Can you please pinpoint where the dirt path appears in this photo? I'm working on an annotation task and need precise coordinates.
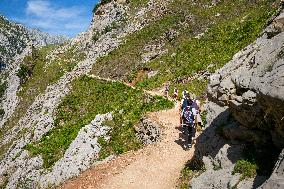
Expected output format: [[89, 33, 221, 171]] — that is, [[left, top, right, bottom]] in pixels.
[[59, 103, 196, 189]]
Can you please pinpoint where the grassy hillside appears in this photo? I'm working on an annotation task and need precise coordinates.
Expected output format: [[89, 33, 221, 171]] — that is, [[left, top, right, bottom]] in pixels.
[[91, 0, 279, 96], [25, 76, 173, 168]]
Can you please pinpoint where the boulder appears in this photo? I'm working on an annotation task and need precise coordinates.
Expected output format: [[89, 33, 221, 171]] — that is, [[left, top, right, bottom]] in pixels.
[[134, 117, 161, 145]]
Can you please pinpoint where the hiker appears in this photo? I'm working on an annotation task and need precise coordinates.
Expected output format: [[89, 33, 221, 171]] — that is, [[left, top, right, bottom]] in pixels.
[[180, 91, 189, 124], [190, 93, 204, 127], [180, 97, 197, 149], [182, 90, 188, 99], [173, 88, 178, 101], [164, 82, 170, 98]]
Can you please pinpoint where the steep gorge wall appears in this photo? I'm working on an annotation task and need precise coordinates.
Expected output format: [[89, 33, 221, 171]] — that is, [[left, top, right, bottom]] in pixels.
[[190, 7, 284, 189], [0, 16, 68, 128], [0, 1, 174, 188]]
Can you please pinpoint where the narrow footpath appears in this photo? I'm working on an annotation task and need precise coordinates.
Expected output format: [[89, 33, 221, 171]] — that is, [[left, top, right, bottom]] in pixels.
[[59, 100, 196, 189]]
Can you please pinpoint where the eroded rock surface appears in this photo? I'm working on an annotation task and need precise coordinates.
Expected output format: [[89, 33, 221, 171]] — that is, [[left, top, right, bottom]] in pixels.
[[191, 8, 284, 189]]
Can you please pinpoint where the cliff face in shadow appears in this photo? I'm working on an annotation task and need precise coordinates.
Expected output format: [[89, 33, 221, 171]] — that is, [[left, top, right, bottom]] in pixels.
[[190, 7, 284, 189]]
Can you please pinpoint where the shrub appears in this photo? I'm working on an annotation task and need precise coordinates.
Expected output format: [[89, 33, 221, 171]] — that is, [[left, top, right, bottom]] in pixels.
[[16, 47, 39, 84], [233, 160, 258, 180], [17, 64, 33, 84], [232, 144, 280, 181], [178, 159, 205, 188], [92, 31, 100, 42], [92, 4, 101, 13], [0, 82, 7, 99]]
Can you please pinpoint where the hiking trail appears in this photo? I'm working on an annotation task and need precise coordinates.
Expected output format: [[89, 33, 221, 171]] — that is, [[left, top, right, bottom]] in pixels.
[[59, 101, 197, 189]]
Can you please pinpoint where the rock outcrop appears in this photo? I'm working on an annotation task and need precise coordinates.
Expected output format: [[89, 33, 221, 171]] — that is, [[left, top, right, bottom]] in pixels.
[[135, 117, 161, 145], [207, 8, 284, 149], [0, 15, 68, 72], [190, 7, 284, 189]]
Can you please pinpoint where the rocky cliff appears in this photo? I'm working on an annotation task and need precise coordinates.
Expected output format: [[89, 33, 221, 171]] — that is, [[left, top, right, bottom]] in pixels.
[[0, 0, 283, 188], [190, 6, 284, 189], [0, 15, 68, 129], [0, 15, 68, 72]]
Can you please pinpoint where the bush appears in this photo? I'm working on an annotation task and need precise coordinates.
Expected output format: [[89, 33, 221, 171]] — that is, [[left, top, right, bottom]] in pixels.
[[92, 4, 101, 13], [92, 31, 100, 42], [0, 82, 7, 99], [17, 64, 33, 84], [233, 160, 258, 180], [16, 47, 39, 84], [178, 159, 205, 188]]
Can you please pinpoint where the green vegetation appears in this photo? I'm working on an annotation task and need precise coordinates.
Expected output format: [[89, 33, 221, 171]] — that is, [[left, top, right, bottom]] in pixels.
[[178, 159, 205, 188], [0, 109, 4, 117], [92, 0, 149, 14], [92, 31, 100, 42], [25, 76, 173, 168], [0, 81, 7, 99], [0, 172, 9, 189], [0, 78, 7, 118], [17, 46, 39, 84], [92, 21, 120, 42], [129, 0, 149, 9], [233, 159, 258, 180], [233, 144, 280, 180], [92, 0, 279, 95], [0, 45, 86, 160]]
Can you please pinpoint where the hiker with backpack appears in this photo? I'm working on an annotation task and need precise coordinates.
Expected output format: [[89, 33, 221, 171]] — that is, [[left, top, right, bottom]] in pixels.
[[173, 88, 178, 101], [164, 82, 170, 98], [180, 93, 197, 149], [190, 93, 204, 127]]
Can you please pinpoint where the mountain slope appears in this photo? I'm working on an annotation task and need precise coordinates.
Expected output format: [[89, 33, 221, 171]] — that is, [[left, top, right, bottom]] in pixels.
[[0, 15, 68, 130], [0, 1, 175, 188], [0, 0, 283, 189]]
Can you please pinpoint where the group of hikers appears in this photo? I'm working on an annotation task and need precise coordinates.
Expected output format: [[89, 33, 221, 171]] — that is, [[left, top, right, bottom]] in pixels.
[[164, 82, 203, 149]]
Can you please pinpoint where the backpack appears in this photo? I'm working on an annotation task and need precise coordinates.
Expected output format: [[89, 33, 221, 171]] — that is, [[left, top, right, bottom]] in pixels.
[[192, 100, 199, 111], [182, 106, 194, 125], [181, 98, 189, 110]]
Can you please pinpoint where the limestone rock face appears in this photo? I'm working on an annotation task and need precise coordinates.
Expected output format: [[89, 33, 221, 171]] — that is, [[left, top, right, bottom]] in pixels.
[[191, 8, 284, 189], [207, 9, 284, 149], [0, 15, 68, 130], [2, 113, 112, 189]]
